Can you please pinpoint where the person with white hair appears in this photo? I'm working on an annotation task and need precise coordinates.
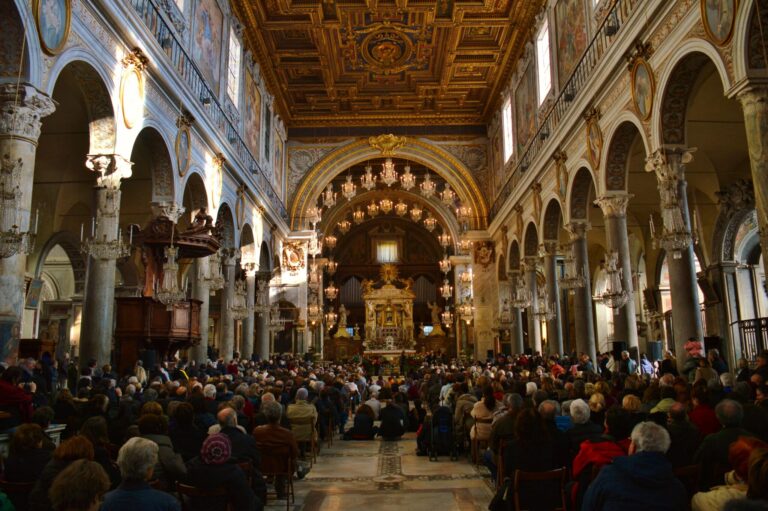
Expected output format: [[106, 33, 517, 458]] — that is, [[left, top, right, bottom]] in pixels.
[[286, 387, 318, 458], [101, 437, 180, 510], [566, 398, 603, 458], [582, 422, 687, 510]]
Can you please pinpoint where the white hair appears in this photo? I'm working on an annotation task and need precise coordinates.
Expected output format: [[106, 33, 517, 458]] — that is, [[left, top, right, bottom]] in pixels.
[[570, 399, 590, 425], [203, 384, 217, 399], [631, 421, 671, 454], [525, 382, 537, 396], [118, 437, 159, 481]]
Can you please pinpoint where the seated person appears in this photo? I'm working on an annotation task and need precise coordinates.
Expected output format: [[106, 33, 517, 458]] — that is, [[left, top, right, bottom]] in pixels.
[[252, 401, 302, 498], [49, 459, 111, 511], [3, 423, 51, 482], [377, 388, 406, 440], [285, 388, 318, 457], [343, 404, 378, 440]]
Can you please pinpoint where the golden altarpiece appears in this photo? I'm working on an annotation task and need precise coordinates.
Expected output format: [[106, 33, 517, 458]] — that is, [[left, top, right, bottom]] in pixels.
[[361, 264, 416, 354]]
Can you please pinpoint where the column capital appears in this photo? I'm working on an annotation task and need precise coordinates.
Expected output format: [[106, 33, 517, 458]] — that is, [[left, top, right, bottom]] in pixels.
[[645, 147, 696, 181], [594, 193, 633, 218], [735, 84, 768, 108], [0, 83, 56, 143], [523, 255, 539, 269], [85, 154, 133, 189], [151, 201, 185, 222], [566, 220, 591, 240], [541, 240, 558, 255]]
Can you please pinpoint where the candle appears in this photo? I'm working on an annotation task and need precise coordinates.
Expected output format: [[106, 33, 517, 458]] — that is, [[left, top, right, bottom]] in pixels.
[[80, 223, 84, 242], [692, 208, 699, 233], [129, 225, 133, 246], [91, 218, 95, 237], [34, 209, 38, 233], [649, 215, 655, 238]]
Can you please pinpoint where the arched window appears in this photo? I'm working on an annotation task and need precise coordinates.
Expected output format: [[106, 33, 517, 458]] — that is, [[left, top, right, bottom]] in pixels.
[[536, 19, 552, 104], [502, 98, 514, 162]]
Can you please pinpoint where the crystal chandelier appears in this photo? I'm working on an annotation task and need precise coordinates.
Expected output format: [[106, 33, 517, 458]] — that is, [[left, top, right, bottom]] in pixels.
[[155, 244, 187, 309], [410, 204, 423, 222], [324, 234, 337, 250], [511, 275, 532, 309], [423, 214, 437, 232], [533, 287, 556, 321], [601, 251, 628, 314], [342, 174, 357, 201], [394, 200, 408, 216], [205, 251, 226, 294], [306, 206, 322, 226], [380, 158, 398, 187], [308, 300, 322, 325], [440, 278, 453, 299], [439, 254, 452, 274], [420, 173, 436, 198], [80, 220, 131, 260], [559, 245, 586, 295], [361, 163, 376, 190], [459, 267, 473, 286], [269, 304, 286, 332], [338, 219, 351, 234], [322, 183, 336, 209], [326, 258, 338, 275], [457, 205, 472, 232], [367, 200, 380, 217], [438, 232, 451, 248], [379, 198, 393, 214], [400, 164, 415, 190], [308, 231, 322, 256], [649, 212, 691, 260], [498, 299, 512, 326], [325, 309, 337, 329], [441, 307, 454, 327], [457, 238, 473, 254], [457, 299, 474, 324], [0, 155, 36, 258], [353, 207, 365, 224], [441, 183, 456, 206], [230, 279, 249, 320], [324, 280, 338, 300]]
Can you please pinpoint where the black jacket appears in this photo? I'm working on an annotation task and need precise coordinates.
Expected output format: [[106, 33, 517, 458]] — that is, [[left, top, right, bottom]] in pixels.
[[220, 426, 261, 467], [184, 458, 262, 511]]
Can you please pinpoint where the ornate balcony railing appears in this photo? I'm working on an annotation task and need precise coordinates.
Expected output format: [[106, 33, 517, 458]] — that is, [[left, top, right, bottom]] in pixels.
[[730, 317, 768, 362], [129, 0, 288, 221], [490, 0, 641, 221]]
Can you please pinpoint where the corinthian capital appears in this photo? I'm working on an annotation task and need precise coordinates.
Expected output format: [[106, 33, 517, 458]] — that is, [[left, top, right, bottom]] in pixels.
[[85, 154, 134, 190], [566, 220, 591, 241], [737, 85, 768, 109], [0, 83, 56, 142], [594, 193, 633, 218]]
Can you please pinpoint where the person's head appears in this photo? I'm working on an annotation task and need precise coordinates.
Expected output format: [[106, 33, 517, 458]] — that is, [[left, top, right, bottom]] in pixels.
[[80, 416, 109, 446], [295, 387, 309, 402], [629, 421, 671, 454], [217, 407, 238, 429], [570, 399, 590, 425], [622, 394, 642, 412], [588, 392, 605, 413], [53, 436, 95, 462], [756, 350, 768, 368], [201, 433, 231, 466], [175, 402, 194, 427], [715, 399, 743, 428], [621, 350, 629, 360], [31, 406, 54, 429], [139, 401, 163, 417], [538, 400, 560, 421], [1, 366, 23, 385], [605, 408, 633, 440], [203, 383, 217, 399], [137, 413, 167, 435], [503, 393, 523, 413], [9, 423, 45, 455], [745, 447, 768, 499], [668, 402, 688, 423], [729, 437, 768, 482], [117, 437, 158, 482], [49, 459, 110, 511], [482, 385, 496, 410], [262, 400, 282, 424]]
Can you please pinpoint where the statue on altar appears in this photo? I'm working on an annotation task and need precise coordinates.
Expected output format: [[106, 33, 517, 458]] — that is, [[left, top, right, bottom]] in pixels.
[[333, 304, 350, 338], [361, 264, 416, 352], [427, 301, 446, 336]]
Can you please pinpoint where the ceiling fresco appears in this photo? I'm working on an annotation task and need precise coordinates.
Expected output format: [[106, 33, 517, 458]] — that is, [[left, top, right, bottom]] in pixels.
[[233, 0, 545, 128]]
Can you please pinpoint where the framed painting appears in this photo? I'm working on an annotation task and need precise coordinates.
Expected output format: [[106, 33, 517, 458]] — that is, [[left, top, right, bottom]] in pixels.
[[175, 125, 191, 177], [192, 0, 223, 92], [25, 279, 44, 309], [514, 62, 538, 154], [273, 134, 283, 200], [555, 0, 588, 90], [244, 69, 262, 158], [630, 58, 655, 121], [701, 0, 737, 46], [120, 66, 144, 129], [35, 0, 71, 55], [585, 116, 603, 171]]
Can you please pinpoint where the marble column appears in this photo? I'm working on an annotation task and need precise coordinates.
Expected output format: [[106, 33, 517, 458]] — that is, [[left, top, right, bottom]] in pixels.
[[738, 86, 768, 259], [646, 149, 703, 371], [566, 221, 597, 363], [0, 84, 55, 363], [524, 256, 542, 354], [241, 269, 256, 361], [79, 155, 133, 367], [595, 193, 638, 354], [509, 270, 526, 355], [219, 254, 236, 361], [190, 256, 210, 364], [256, 277, 270, 360], [542, 241, 564, 355]]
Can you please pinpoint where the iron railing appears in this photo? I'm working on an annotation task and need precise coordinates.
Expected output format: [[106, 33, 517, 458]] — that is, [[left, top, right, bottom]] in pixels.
[[490, 0, 641, 221], [129, 0, 288, 221], [730, 317, 768, 361]]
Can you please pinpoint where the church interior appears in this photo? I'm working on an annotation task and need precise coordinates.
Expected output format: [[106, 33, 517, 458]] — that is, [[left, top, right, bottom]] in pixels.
[[1, 0, 768, 508]]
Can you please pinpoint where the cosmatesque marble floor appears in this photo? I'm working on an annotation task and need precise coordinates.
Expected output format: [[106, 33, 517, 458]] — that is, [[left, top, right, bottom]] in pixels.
[[264, 431, 494, 510]]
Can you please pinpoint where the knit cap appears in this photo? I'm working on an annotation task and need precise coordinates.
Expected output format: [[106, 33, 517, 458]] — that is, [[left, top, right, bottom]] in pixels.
[[201, 433, 231, 465]]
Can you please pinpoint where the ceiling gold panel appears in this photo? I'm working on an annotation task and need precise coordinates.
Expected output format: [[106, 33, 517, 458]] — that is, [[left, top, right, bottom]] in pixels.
[[233, 0, 545, 128]]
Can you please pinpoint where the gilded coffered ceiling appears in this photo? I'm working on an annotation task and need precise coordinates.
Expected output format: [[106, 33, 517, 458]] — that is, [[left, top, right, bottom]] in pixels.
[[233, 0, 545, 128]]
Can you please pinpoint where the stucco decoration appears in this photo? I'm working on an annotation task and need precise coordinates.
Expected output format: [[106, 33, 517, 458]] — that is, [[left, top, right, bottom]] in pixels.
[[287, 146, 336, 203], [713, 179, 756, 262]]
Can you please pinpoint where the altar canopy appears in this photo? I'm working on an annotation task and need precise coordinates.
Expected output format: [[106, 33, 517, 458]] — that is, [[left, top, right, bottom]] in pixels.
[[362, 264, 416, 351]]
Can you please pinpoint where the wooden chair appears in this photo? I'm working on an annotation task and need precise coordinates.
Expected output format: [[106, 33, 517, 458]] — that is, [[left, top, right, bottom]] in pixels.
[[674, 464, 702, 502], [237, 460, 254, 486], [495, 438, 507, 490], [176, 483, 232, 511], [513, 467, 567, 511], [471, 417, 493, 465], [0, 479, 37, 511], [289, 416, 318, 466], [259, 444, 295, 511]]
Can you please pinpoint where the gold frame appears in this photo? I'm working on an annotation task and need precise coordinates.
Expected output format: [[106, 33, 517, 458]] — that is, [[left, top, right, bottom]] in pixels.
[[34, 0, 71, 56], [630, 58, 655, 122], [585, 118, 603, 171], [119, 67, 144, 129], [175, 125, 191, 177], [700, 0, 738, 46]]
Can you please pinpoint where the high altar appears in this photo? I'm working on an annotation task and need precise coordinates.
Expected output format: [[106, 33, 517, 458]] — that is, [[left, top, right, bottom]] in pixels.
[[362, 264, 416, 354]]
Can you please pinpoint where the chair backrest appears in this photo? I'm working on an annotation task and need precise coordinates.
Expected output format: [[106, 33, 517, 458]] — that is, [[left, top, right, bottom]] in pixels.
[[289, 416, 316, 427], [258, 444, 294, 477], [513, 468, 567, 511], [237, 460, 253, 484], [177, 483, 231, 511]]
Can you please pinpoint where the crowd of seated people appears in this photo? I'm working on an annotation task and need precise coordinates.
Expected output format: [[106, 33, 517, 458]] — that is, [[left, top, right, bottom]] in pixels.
[[0, 345, 765, 510]]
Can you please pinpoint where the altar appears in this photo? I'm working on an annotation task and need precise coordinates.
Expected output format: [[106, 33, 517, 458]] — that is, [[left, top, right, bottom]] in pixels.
[[362, 264, 416, 353]]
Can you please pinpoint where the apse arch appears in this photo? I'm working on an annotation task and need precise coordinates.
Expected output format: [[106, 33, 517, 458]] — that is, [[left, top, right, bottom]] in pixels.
[[652, 43, 731, 149], [290, 138, 488, 230], [46, 52, 116, 154], [602, 117, 649, 193]]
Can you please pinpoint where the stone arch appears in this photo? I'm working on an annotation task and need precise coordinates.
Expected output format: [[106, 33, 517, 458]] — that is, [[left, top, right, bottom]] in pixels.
[[497, 253, 508, 281], [216, 202, 237, 249], [259, 241, 272, 272], [1, 0, 42, 84], [523, 222, 539, 257], [603, 118, 648, 192], [733, 0, 767, 80], [130, 126, 175, 202], [34, 231, 87, 295], [181, 170, 209, 214], [568, 167, 597, 222], [46, 54, 116, 154], [712, 179, 756, 263], [542, 199, 563, 242], [290, 138, 488, 230], [240, 222, 255, 255], [508, 240, 521, 270], [654, 44, 731, 148]]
